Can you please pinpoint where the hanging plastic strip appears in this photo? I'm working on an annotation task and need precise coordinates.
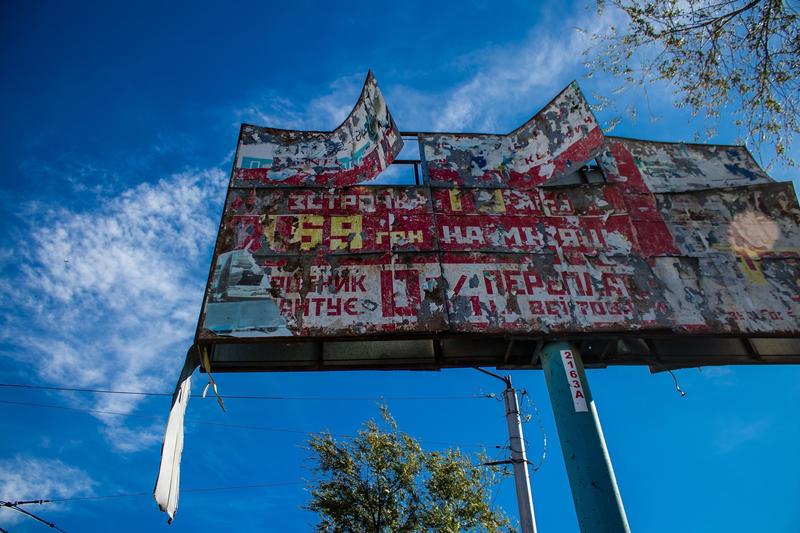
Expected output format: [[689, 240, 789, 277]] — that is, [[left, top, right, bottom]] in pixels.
[[153, 345, 200, 524]]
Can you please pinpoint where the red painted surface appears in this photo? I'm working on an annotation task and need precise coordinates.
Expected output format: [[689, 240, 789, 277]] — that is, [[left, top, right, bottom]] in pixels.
[[198, 84, 800, 341], [507, 126, 605, 189], [235, 149, 395, 188]]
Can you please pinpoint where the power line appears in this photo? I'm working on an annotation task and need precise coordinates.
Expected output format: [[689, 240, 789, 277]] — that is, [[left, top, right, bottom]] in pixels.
[[0, 399, 496, 449], [5, 481, 305, 507], [0, 500, 67, 532], [0, 398, 346, 438], [0, 398, 163, 421], [0, 382, 491, 401]]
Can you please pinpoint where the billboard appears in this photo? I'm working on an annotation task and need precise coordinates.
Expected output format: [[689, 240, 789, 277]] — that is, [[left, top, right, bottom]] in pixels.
[[197, 80, 800, 371], [156, 76, 800, 525]]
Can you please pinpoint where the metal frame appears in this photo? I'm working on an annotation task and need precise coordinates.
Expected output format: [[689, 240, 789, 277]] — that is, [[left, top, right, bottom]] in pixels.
[[206, 332, 800, 373]]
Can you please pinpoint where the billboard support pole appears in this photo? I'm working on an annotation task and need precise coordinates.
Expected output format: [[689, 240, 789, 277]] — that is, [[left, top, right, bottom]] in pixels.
[[540, 341, 630, 533]]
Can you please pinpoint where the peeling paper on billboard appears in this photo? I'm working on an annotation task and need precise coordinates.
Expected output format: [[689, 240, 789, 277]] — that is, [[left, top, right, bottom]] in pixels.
[[233, 72, 403, 187], [418, 82, 604, 189], [203, 252, 447, 337], [199, 81, 800, 341], [612, 138, 772, 193]]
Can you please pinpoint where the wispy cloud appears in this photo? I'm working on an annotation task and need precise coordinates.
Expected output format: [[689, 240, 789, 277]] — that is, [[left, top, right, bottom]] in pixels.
[[1, 66, 370, 458], [700, 366, 738, 386], [0, 455, 94, 524], [0, 168, 226, 451], [713, 418, 772, 454], [234, 8, 621, 137], [429, 29, 595, 133], [17, 155, 121, 198], [388, 8, 623, 133], [235, 73, 366, 132]]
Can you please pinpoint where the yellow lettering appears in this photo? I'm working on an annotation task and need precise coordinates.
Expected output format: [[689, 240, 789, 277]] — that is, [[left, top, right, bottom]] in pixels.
[[261, 215, 278, 246], [449, 189, 462, 212], [330, 215, 363, 250], [736, 250, 767, 285], [492, 189, 506, 213], [291, 215, 324, 251]]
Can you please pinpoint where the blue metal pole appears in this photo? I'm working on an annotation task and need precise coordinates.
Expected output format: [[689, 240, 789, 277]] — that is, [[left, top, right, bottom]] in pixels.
[[540, 341, 630, 533]]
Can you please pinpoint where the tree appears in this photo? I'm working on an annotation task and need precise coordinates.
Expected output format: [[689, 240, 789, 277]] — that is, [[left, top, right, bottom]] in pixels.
[[305, 406, 511, 532], [588, 0, 800, 166]]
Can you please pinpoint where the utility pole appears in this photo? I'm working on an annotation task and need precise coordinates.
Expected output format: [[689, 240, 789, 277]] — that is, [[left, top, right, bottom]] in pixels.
[[475, 368, 537, 533], [540, 341, 630, 533]]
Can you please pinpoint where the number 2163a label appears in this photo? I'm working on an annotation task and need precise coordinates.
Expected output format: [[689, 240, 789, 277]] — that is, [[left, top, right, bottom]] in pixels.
[[560, 350, 588, 412]]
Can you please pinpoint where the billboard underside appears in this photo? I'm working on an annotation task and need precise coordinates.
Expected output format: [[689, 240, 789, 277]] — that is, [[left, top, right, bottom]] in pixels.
[[197, 80, 800, 371], [209, 335, 800, 372]]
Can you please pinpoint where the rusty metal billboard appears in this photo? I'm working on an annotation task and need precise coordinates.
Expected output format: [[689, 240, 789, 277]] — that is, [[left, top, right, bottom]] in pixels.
[[155, 76, 800, 527], [234, 71, 403, 187], [197, 79, 800, 371], [419, 82, 604, 188]]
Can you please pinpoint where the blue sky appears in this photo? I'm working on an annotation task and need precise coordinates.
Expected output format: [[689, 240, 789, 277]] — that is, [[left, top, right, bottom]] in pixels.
[[1, 1, 799, 531]]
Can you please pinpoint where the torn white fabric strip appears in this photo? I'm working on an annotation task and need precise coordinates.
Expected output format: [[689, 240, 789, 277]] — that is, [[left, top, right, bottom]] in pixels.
[[154, 346, 199, 523]]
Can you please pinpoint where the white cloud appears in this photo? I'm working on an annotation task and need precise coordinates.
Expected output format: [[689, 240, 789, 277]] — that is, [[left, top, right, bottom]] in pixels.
[[254, 11, 626, 137], [233, 8, 621, 148], [714, 418, 771, 454], [2, 72, 372, 456], [0, 455, 94, 525], [0, 168, 226, 451], [424, 33, 589, 134], [389, 8, 623, 133], [700, 366, 737, 386], [235, 73, 365, 132]]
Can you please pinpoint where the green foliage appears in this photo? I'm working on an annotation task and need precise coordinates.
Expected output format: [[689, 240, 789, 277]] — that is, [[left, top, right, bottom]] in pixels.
[[588, 0, 800, 167], [305, 405, 511, 532]]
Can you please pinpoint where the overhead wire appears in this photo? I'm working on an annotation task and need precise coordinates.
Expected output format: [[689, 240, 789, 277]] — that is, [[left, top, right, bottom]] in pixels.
[[1, 381, 516, 517], [518, 389, 547, 472], [0, 500, 67, 532], [471, 369, 547, 471], [1, 373, 533, 522], [0, 399, 494, 449], [0, 381, 503, 449], [0, 382, 492, 401], [487, 438, 511, 508], [4, 481, 306, 508]]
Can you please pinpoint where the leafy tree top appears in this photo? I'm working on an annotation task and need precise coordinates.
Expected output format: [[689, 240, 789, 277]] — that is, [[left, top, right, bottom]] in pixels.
[[588, 0, 800, 167], [305, 405, 512, 532]]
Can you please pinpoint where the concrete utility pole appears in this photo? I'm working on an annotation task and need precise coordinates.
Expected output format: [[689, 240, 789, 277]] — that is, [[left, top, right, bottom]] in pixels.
[[540, 341, 630, 533], [503, 378, 537, 533], [476, 369, 537, 533]]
